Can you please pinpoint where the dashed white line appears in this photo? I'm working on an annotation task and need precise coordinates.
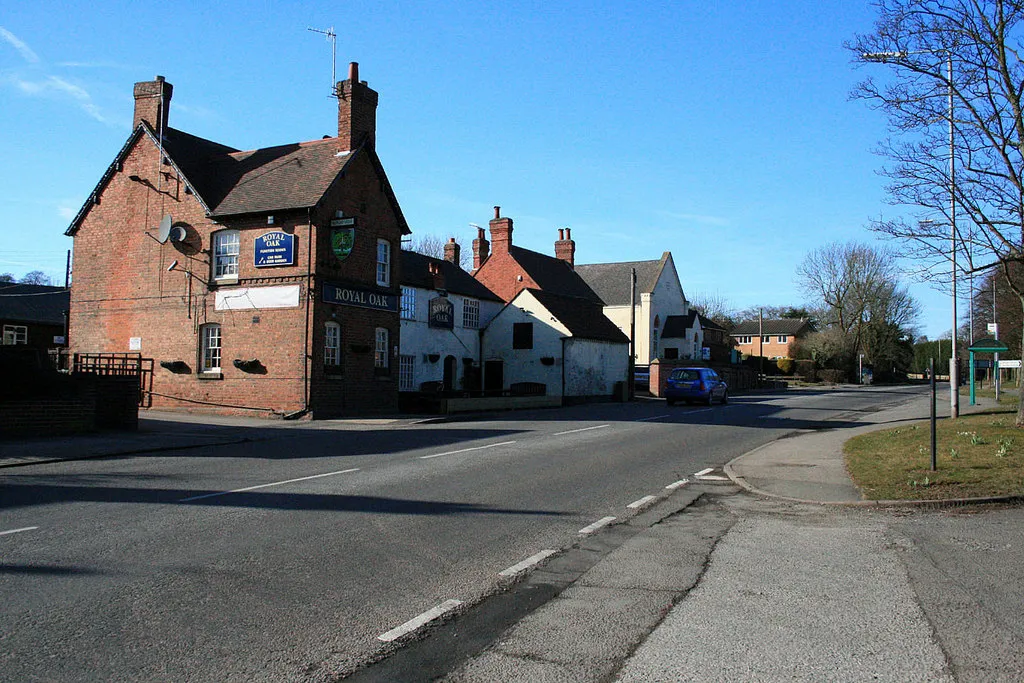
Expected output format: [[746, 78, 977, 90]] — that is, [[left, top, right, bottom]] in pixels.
[[498, 549, 557, 577], [626, 495, 658, 510], [420, 441, 517, 460], [554, 424, 610, 436], [694, 467, 715, 477], [378, 599, 463, 642], [0, 527, 37, 537], [665, 479, 689, 490], [579, 516, 617, 535], [179, 468, 360, 502], [636, 414, 670, 422]]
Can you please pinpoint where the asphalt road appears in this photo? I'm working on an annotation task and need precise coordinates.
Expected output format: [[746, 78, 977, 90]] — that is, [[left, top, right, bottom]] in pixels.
[[0, 386, 923, 682]]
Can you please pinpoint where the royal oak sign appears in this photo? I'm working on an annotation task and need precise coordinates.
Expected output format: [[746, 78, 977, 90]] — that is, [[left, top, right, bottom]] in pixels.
[[254, 231, 295, 267], [322, 283, 397, 312]]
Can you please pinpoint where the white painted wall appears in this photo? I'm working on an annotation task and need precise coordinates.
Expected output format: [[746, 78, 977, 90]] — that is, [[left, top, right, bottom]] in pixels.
[[480, 290, 566, 398], [399, 285, 502, 391], [564, 339, 629, 396]]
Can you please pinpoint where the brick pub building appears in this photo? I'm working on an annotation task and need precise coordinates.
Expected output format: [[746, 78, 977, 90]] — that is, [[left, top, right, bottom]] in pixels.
[[66, 64, 409, 417]]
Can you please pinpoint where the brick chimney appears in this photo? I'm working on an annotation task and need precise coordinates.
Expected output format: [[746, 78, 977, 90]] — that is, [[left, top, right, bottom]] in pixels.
[[443, 237, 461, 268], [336, 62, 378, 151], [472, 226, 490, 271], [488, 206, 513, 256], [554, 227, 575, 268], [133, 75, 173, 131], [428, 261, 445, 290]]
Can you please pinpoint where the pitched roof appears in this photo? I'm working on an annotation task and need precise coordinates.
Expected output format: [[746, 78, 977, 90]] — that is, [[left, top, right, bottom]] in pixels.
[[574, 252, 671, 306], [697, 313, 728, 333], [401, 251, 502, 301], [506, 246, 604, 304], [0, 284, 70, 325], [730, 318, 811, 336], [67, 123, 410, 234], [526, 289, 629, 344], [662, 311, 698, 338]]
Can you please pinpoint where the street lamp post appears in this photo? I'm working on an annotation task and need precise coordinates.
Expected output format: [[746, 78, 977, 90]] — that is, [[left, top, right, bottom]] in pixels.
[[863, 49, 959, 418]]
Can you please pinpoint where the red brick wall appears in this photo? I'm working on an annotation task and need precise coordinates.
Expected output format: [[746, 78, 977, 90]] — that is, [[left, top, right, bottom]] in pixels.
[[70, 131, 402, 417]]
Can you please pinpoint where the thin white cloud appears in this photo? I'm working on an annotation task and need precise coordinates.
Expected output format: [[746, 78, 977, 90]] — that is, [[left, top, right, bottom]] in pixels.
[[57, 202, 77, 220], [7, 74, 111, 124], [656, 210, 731, 227], [0, 27, 40, 63]]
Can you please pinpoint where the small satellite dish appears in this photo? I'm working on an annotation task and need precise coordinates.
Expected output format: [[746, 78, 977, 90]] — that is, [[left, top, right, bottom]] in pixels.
[[156, 214, 173, 243], [167, 259, 179, 272], [168, 225, 187, 243]]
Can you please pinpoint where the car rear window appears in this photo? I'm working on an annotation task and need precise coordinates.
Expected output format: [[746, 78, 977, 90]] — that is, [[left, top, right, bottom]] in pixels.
[[671, 369, 701, 381]]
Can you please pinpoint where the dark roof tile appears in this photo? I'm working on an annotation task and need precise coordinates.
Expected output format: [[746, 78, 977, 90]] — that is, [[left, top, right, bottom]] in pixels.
[[574, 253, 669, 306], [509, 247, 603, 304], [526, 289, 629, 343], [401, 251, 502, 301], [0, 285, 70, 325], [731, 319, 811, 336]]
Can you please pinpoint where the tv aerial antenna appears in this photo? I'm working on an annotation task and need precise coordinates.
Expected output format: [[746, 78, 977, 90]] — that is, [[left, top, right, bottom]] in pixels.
[[307, 26, 337, 98]]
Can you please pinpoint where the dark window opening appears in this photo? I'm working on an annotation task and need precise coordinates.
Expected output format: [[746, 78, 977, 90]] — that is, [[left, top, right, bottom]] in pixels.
[[513, 322, 533, 349]]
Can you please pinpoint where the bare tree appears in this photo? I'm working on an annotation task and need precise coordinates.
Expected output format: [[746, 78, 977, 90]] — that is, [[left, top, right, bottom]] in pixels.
[[798, 242, 919, 378], [403, 233, 471, 270], [0, 273, 14, 283], [20, 270, 52, 285], [849, 0, 1024, 420], [689, 291, 735, 327]]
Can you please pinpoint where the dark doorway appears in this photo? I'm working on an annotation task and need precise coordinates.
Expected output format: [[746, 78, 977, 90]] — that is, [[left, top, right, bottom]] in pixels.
[[442, 355, 457, 391], [484, 360, 504, 394]]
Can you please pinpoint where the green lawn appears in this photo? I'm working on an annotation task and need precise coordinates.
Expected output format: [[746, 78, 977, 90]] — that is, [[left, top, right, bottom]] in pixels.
[[844, 401, 1024, 500]]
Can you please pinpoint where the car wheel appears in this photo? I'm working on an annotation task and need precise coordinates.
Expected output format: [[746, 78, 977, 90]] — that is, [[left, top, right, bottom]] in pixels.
[[705, 392, 714, 406], [720, 390, 728, 405]]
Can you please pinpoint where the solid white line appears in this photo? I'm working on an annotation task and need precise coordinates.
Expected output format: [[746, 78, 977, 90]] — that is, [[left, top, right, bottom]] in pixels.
[[579, 516, 617, 535], [694, 467, 714, 477], [179, 468, 360, 502], [419, 441, 517, 460], [665, 479, 689, 490], [636, 414, 670, 422], [498, 549, 557, 577], [627, 495, 658, 510], [0, 526, 38, 537], [554, 424, 610, 436], [697, 474, 730, 481], [378, 600, 463, 642], [688, 408, 715, 414]]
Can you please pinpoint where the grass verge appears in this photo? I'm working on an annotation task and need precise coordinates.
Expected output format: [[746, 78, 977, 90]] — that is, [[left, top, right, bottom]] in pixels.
[[844, 403, 1024, 500]]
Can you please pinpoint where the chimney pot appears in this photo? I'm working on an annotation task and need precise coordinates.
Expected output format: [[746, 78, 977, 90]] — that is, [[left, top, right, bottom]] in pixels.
[[494, 206, 501, 219], [558, 228, 564, 240], [349, 62, 359, 82], [337, 61, 378, 151]]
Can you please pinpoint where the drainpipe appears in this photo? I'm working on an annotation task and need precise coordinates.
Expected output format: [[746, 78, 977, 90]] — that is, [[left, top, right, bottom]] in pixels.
[[286, 208, 313, 420], [561, 337, 566, 405]]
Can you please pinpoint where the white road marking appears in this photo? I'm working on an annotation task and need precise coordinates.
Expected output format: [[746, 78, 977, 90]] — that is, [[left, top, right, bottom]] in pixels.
[[578, 516, 617, 535], [694, 467, 714, 477], [179, 468, 361, 502], [0, 526, 37, 537], [697, 474, 730, 481], [378, 600, 463, 642], [554, 424, 610, 436], [636, 414, 670, 422], [498, 549, 557, 577], [688, 408, 715, 414], [665, 479, 689, 490], [420, 441, 517, 460], [627, 495, 658, 510]]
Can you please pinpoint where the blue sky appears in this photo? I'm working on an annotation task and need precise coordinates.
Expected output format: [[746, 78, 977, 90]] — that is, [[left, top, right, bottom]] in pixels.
[[0, 0, 956, 338]]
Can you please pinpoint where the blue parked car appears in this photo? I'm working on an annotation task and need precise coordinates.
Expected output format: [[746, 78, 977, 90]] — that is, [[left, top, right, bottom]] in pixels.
[[665, 367, 728, 406]]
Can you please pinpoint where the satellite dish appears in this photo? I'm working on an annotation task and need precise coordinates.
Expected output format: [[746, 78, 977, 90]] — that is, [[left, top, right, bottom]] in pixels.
[[168, 225, 187, 243], [156, 214, 173, 243]]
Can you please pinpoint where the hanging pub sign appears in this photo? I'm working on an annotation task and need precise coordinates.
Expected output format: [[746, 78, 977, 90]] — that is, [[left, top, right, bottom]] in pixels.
[[322, 282, 397, 312], [330, 227, 355, 261], [254, 231, 295, 267], [428, 296, 454, 329]]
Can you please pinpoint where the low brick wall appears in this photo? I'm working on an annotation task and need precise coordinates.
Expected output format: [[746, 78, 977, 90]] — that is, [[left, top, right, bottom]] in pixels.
[[648, 361, 761, 397], [0, 374, 139, 437]]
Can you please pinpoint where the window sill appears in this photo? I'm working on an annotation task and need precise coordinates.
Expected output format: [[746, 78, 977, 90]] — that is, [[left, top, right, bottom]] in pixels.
[[197, 372, 223, 380], [212, 277, 239, 287]]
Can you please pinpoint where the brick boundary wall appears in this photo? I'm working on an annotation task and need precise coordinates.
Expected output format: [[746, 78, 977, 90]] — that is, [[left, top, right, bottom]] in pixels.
[[0, 375, 139, 437]]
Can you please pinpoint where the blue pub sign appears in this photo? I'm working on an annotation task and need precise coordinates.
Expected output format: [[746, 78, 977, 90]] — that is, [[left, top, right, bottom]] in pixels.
[[254, 231, 296, 267]]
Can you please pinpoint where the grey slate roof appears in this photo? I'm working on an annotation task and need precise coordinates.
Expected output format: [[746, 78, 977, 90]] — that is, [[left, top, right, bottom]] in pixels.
[[730, 319, 811, 336], [662, 311, 698, 339], [526, 289, 629, 344], [574, 252, 670, 306], [509, 247, 604, 304], [401, 251, 502, 301], [0, 284, 70, 325], [697, 312, 727, 333]]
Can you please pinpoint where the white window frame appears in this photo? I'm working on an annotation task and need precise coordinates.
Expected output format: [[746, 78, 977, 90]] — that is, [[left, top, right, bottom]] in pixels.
[[400, 286, 416, 320], [213, 230, 240, 281], [374, 327, 389, 369], [462, 298, 480, 329], [778, 335, 789, 343], [324, 321, 341, 366], [399, 354, 415, 391], [376, 239, 391, 286], [762, 335, 771, 344], [2, 324, 27, 345], [737, 335, 751, 345], [200, 323, 222, 373]]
